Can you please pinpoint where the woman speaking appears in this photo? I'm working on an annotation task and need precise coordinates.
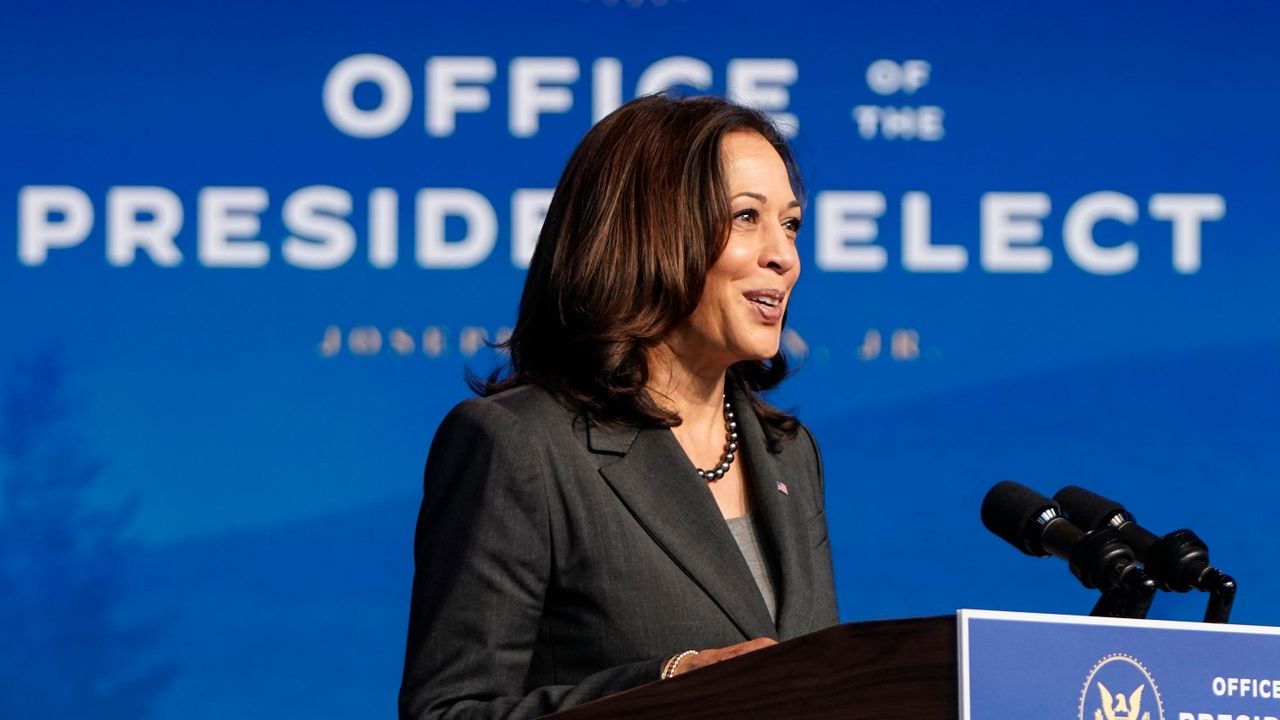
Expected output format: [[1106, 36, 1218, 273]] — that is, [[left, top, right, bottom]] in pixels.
[[399, 94, 838, 719]]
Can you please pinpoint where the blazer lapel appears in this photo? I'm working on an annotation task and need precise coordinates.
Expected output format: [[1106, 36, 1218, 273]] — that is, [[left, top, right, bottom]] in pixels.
[[730, 385, 817, 640], [589, 420, 777, 641]]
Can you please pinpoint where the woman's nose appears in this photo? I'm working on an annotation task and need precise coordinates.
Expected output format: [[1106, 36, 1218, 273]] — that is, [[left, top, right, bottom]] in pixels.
[[762, 226, 799, 274]]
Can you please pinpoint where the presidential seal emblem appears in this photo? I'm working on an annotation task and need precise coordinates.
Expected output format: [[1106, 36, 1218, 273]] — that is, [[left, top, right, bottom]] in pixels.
[[1079, 653, 1164, 720]]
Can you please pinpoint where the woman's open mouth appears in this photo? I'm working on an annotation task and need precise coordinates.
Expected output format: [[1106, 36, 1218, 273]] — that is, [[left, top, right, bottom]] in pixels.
[[743, 289, 785, 322]]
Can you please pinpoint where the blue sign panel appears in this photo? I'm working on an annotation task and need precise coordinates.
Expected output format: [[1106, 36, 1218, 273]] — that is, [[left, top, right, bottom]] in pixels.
[[2, 1, 1278, 717], [961, 610, 1280, 720]]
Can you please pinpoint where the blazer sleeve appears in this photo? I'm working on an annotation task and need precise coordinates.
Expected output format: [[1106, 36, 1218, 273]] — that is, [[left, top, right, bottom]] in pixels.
[[399, 398, 664, 720]]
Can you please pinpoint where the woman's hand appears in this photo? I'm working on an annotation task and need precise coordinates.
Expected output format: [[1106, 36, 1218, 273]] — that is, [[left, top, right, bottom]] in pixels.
[[673, 637, 777, 676]]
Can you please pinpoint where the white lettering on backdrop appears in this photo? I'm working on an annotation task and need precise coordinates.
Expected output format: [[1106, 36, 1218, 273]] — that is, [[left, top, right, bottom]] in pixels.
[[18, 186, 1224, 273]]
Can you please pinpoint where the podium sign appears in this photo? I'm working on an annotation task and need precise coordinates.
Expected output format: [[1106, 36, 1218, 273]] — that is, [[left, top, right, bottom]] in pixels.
[[960, 609, 1280, 720]]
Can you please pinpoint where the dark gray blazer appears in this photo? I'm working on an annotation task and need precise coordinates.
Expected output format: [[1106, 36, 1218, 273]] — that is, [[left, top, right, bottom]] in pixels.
[[399, 383, 838, 719]]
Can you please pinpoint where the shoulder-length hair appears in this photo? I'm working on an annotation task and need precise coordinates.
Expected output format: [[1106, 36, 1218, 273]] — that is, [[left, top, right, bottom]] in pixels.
[[475, 94, 802, 440]]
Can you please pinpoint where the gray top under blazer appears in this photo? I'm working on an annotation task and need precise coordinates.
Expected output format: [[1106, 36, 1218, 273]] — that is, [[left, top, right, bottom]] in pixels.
[[399, 382, 839, 719]]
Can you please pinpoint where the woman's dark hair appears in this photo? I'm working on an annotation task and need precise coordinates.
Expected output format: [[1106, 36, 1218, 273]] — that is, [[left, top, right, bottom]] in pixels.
[[474, 94, 802, 440]]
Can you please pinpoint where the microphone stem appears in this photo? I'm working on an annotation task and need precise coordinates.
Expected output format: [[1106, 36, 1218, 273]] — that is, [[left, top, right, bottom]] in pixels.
[[1119, 568, 1157, 619], [1090, 567, 1157, 619], [1202, 569, 1237, 623]]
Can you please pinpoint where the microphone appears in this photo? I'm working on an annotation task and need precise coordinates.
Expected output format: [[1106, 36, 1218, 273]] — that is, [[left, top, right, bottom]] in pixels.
[[981, 481, 1150, 594], [1054, 485, 1235, 595]]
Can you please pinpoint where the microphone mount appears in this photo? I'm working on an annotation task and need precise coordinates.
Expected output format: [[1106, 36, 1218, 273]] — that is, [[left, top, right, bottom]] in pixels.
[[1055, 486, 1236, 623]]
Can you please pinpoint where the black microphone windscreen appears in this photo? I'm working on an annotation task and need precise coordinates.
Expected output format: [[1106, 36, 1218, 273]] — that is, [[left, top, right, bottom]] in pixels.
[[1054, 485, 1127, 530], [981, 481, 1059, 557]]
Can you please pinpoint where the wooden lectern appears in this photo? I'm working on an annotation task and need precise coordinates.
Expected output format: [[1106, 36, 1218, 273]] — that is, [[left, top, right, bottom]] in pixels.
[[544, 616, 958, 720]]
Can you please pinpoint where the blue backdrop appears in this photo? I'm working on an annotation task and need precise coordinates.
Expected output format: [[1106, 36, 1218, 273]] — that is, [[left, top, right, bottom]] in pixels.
[[2, 1, 1277, 717]]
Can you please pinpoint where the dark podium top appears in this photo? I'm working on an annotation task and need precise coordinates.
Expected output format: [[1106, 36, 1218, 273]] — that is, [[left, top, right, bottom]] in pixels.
[[544, 616, 958, 720]]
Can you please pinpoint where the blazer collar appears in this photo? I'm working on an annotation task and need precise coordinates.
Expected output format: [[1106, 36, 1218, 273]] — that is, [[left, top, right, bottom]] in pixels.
[[728, 384, 816, 640], [584, 418, 638, 456], [590, 415, 776, 641], [587, 385, 815, 640]]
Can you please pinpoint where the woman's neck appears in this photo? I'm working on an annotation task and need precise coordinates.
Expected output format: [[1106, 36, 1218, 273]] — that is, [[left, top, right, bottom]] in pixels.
[[647, 341, 750, 519], [645, 341, 729, 430]]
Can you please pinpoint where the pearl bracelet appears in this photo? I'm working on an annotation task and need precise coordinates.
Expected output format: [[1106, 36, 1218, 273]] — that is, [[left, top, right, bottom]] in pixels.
[[660, 649, 699, 679]]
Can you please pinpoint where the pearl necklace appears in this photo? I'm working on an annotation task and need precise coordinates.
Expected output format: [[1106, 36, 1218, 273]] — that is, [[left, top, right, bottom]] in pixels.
[[696, 395, 739, 481]]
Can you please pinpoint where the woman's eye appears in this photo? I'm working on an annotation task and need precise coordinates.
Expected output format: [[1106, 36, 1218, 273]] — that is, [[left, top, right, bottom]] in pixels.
[[783, 217, 803, 233], [733, 208, 759, 223]]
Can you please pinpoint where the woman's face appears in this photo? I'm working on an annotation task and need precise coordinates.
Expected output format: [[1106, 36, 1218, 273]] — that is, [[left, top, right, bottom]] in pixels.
[[668, 130, 802, 373]]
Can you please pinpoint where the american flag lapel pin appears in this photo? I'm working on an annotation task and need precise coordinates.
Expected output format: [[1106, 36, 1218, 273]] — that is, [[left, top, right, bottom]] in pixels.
[[776, 481, 789, 495]]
